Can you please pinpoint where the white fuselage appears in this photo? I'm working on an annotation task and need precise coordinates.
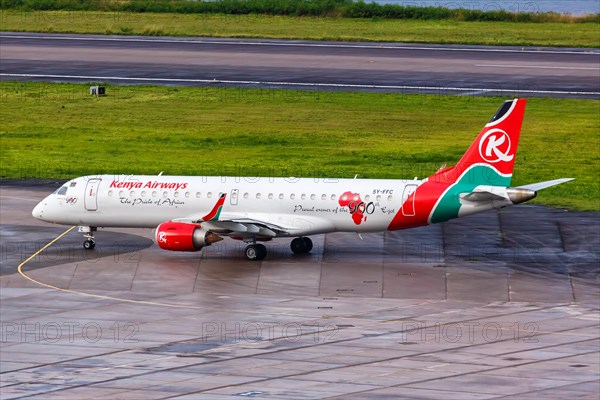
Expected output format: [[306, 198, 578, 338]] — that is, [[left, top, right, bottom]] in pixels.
[[32, 175, 422, 236]]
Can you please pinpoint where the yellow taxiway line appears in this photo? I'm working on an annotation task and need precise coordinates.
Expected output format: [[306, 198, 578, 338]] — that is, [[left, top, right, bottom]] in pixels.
[[16, 226, 314, 316]]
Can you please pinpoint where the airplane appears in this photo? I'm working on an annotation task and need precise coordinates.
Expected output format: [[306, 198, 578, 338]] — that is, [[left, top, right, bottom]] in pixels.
[[32, 99, 573, 261]]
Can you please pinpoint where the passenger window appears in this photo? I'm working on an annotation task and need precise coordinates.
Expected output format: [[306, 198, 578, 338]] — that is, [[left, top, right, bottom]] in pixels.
[[174, 192, 179, 198], [207, 192, 212, 198], [185, 192, 190, 198], [152, 191, 158, 198], [119, 190, 124, 197], [387, 195, 393, 201], [256, 193, 261, 199], [310, 194, 315, 200], [130, 191, 135, 197], [108, 190, 113, 196], [331, 194, 337, 201], [141, 191, 147, 197], [279, 193, 284, 200], [268, 193, 273, 200], [376, 195, 382, 201], [290, 194, 295, 200], [321, 194, 326, 200], [244, 192, 249, 199], [301, 194, 306, 200], [365, 195, 371, 201], [163, 191, 168, 198], [196, 192, 201, 198]]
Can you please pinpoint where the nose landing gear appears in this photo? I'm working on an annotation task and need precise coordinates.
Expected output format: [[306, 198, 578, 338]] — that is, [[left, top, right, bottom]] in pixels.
[[79, 226, 97, 250], [83, 239, 95, 250]]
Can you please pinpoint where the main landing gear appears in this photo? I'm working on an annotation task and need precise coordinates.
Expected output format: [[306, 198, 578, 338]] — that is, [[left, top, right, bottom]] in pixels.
[[291, 237, 313, 254], [243, 237, 313, 261], [244, 243, 267, 261], [79, 226, 97, 250]]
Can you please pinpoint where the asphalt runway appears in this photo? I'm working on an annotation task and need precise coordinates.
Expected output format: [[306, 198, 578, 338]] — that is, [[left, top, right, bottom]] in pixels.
[[1, 32, 599, 99], [1, 182, 599, 399]]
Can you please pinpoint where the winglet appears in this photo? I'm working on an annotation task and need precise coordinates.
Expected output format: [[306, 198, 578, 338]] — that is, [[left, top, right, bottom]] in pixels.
[[201, 193, 226, 221]]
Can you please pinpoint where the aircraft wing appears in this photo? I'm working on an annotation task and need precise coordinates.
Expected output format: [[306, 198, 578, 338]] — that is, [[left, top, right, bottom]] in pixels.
[[201, 218, 287, 238], [171, 214, 288, 238], [172, 210, 336, 239]]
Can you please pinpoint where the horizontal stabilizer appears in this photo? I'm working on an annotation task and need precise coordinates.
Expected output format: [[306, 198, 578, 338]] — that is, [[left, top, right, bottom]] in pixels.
[[516, 178, 574, 191]]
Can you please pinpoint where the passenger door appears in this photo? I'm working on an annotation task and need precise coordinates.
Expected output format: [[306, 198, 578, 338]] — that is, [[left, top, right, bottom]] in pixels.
[[84, 178, 101, 211], [401, 184, 418, 216]]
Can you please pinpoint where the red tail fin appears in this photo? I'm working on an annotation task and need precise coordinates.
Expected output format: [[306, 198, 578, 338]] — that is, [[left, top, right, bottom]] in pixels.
[[433, 99, 526, 187]]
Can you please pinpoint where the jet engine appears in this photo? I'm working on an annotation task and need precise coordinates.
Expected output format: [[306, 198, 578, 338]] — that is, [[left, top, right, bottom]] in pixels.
[[155, 221, 223, 252]]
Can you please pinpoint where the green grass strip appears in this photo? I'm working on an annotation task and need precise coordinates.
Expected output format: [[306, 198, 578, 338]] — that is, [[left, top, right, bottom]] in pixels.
[[1, 10, 599, 47], [3, 0, 599, 23]]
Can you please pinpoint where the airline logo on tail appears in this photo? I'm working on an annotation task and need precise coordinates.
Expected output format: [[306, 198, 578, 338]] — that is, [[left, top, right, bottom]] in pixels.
[[479, 129, 513, 163], [448, 99, 524, 180]]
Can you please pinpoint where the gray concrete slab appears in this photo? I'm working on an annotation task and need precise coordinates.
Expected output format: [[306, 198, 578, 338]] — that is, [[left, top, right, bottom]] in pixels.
[[383, 263, 446, 300], [1, 183, 599, 399], [446, 267, 509, 302]]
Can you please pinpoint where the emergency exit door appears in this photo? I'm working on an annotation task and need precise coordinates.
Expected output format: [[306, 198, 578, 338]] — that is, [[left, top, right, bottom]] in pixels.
[[230, 189, 239, 206]]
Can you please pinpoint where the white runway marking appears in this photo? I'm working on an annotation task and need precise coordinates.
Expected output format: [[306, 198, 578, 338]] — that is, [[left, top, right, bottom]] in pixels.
[[2, 73, 599, 96], [476, 64, 600, 70], [1, 33, 599, 56]]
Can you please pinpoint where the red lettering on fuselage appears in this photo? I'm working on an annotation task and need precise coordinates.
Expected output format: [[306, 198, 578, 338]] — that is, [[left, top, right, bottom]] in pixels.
[[109, 180, 188, 191]]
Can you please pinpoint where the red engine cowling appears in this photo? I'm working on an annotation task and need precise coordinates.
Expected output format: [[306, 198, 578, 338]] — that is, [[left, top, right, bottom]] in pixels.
[[155, 222, 223, 252]]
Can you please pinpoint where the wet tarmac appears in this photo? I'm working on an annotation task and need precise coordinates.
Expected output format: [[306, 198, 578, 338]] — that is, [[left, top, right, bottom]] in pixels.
[[1, 183, 599, 399]]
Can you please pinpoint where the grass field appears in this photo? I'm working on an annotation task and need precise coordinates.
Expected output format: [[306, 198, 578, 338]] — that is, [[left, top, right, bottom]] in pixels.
[[1, 10, 599, 47], [1, 82, 598, 210]]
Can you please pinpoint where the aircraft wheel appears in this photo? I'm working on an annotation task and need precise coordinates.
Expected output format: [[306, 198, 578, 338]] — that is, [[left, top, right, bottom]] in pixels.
[[83, 239, 95, 250], [256, 244, 267, 260], [245, 244, 266, 261], [302, 237, 313, 253], [291, 237, 312, 254]]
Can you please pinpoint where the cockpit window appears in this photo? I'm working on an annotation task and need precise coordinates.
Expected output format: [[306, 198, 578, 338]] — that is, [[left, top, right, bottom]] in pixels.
[[54, 186, 68, 196]]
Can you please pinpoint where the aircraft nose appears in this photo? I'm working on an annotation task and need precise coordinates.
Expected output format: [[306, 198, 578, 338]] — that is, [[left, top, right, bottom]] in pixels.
[[32, 201, 45, 220]]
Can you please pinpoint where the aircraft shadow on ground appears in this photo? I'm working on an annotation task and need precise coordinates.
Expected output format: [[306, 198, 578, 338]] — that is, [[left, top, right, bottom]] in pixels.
[[1, 225, 154, 276]]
